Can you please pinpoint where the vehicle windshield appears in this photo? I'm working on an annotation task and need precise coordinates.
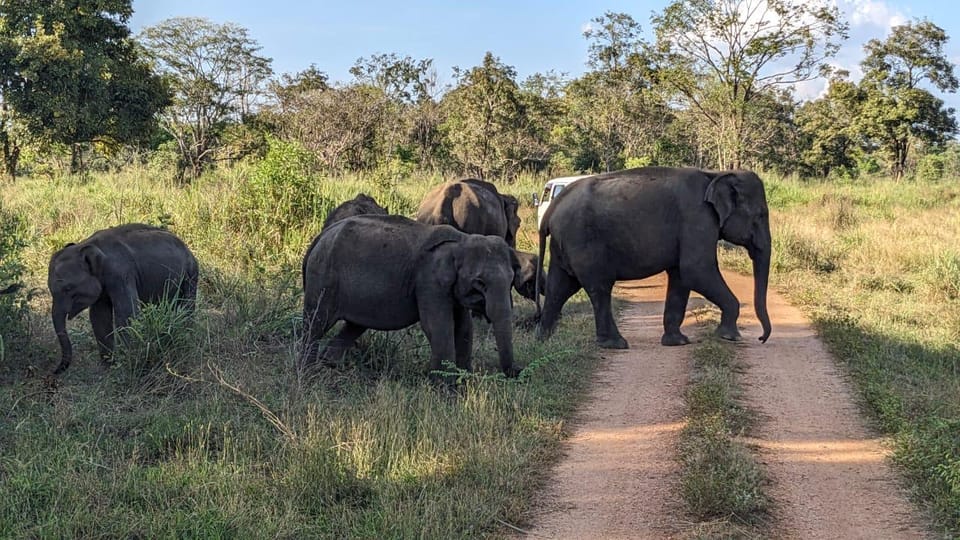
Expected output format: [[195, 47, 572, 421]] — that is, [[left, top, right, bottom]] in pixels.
[[552, 184, 565, 198], [541, 186, 551, 203]]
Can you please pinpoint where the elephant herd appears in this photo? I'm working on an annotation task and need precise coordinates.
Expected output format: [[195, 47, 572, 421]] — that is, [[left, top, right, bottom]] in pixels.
[[45, 166, 772, 378]]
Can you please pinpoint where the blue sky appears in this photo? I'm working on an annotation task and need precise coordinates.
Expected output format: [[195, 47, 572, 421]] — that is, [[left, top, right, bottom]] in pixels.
[[130, 0, 960, 107]]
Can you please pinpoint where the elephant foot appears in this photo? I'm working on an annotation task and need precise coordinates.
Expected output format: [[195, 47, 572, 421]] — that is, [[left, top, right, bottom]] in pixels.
[[597, 335, 629, 349], [661, 332, 691, 346], [502, 365, 521, 378], [715, 326, 742, 342]]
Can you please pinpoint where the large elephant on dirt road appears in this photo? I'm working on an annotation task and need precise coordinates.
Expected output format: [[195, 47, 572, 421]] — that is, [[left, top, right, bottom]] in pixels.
[[416, 178, 544, 300], [48, 224, 199, 374], [301, 214, 521, 378], [536, 167, 772, 348]]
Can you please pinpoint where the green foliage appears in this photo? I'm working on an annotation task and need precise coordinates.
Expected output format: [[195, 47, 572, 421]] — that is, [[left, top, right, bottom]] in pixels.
[[0, 202, 29, 358], [442, 52, 547, 178], [236, 137, 325, 245], [915, 152, 946, 182], [113, 299, 197, 379], [0, 0, 168, 175], [858, 20, 959, 179]]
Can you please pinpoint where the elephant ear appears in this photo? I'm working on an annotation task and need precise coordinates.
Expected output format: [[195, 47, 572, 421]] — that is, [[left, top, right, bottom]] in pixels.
[[704, 173, 738, 227], [80, 244, 107, 276], [423, 225, 462, 251]]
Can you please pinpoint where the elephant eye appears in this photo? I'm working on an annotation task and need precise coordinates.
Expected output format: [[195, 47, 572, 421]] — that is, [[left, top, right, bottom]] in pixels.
[[472, 278, 487, 292]]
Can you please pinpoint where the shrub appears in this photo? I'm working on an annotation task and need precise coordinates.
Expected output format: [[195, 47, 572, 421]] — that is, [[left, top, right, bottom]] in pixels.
[[236, 137, 331, 246], [0, 203, 29, 358], [915, 153, 946, 183]]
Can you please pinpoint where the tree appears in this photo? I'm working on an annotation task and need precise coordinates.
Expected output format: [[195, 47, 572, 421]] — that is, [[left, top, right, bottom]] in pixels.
[[857, 20, 958, 180], [441, 52, 544, 179], [796, 73, 863, 177], [557, 12, 672, 171], [138, 17, 273, 179], [651, 0, 848, 168], [350, 53, 434, 104], [0, 0, 168, 177]]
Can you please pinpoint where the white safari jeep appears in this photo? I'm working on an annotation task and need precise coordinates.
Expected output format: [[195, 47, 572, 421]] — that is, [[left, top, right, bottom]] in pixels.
[[536, 175, 591, 228]]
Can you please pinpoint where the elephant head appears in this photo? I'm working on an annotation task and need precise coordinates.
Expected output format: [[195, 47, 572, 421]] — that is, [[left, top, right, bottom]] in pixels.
[[512, 250, 546, 301], [704, 170, 772, 342], [449, 235, 519, 375], [48, 243, 107, 371]]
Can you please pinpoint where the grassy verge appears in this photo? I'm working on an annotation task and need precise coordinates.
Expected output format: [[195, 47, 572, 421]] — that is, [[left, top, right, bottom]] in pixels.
[[720, 174, 960, 536], [0, 167, 599, 537], [678, 324, 768, 538]]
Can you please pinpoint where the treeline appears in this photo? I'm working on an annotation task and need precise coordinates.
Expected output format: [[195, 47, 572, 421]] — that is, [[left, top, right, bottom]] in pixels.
[[0, 0, 958, 182]]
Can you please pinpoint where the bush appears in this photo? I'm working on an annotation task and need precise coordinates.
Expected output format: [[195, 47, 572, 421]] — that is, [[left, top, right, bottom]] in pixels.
[[915, 152, 946, 182], [237, 137, 330, 245], [0, 203, 29, 359]]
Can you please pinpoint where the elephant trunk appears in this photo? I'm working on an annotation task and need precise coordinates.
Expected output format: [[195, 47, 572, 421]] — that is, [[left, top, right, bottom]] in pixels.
[[486, 294, 517, 377], [750, 241, 772, 343], [52, 303, 72, 374]]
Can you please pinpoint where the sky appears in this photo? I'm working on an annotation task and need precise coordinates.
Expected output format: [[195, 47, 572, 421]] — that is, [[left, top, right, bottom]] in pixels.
[[129, 0, 960, 109]]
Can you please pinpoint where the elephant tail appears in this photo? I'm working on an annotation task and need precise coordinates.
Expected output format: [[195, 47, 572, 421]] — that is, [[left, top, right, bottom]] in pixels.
[[535, 219, 548, 318]]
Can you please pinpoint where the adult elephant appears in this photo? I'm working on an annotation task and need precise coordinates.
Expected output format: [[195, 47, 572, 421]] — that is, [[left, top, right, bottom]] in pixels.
[[48, 224, 199, 374], [417, 178, 544, 300], [416, 178, 521, 247], [536, 167, 771, 348], [301, 214, 521, 377]]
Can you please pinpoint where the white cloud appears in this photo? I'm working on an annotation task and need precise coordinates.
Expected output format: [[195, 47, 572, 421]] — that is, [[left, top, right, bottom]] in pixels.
[[846, 0, 907, 30]]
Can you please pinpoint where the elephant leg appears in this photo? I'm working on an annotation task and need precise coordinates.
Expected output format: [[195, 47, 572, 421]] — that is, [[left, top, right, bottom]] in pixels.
[[419, 306, 457, 380], [89, 298, 115, 363], [584, 282, 628, 349], [453, 305, 473, 371], [688, 269, 741, 341], [320, 322, 367, 366], [301, 294, 337, 365], [662, 269, 692, 346], [537, 266, 581, 339]]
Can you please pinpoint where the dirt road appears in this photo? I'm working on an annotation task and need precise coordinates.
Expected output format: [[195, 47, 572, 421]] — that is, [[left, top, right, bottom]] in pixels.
[[522, 272, 927, 539]]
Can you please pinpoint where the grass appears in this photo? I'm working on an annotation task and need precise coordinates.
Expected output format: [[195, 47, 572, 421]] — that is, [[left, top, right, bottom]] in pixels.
[[0, 165, 598, 537], [721, 174, 960, 536], [677, 320, 768, 537]]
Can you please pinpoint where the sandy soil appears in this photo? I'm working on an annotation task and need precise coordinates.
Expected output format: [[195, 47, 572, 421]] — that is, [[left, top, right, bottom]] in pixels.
[[520, 271, 928, 539]]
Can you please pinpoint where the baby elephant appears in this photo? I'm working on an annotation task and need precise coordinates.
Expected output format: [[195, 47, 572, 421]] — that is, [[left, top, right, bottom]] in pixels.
[[48, 223, 199, 374], [302, 214, 521, 378]]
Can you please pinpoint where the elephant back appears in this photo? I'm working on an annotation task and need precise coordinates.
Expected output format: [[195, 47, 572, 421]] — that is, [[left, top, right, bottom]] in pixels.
[[416, 179, 513, 243]]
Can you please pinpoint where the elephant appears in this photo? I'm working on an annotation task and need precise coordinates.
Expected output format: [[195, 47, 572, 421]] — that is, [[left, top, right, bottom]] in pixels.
[[47, 223, 199, 374], [416, 178, 521, 248], [321, 193, 388, 230], [536, 166, 772, 348], [416, 178, 545, 300], [302, 193, 391, 289], [301, 214, 521, 378]]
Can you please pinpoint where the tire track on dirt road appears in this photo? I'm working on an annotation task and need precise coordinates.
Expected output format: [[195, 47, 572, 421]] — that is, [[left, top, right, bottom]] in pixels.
[[521, 271, 929, 539], [725, 272, 928, 539], [522, 274, 696, 538]]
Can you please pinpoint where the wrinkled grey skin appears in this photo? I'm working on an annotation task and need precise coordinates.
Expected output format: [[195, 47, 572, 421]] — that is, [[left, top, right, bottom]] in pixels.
[[321, 193, 388, 230], [48, 224, 199, 374], [301, 214, 521, 377], [302, 193, 391, 288], [416, 178, 521, 247], [537, 167, 772, 348], [416, 179, 544, 300]]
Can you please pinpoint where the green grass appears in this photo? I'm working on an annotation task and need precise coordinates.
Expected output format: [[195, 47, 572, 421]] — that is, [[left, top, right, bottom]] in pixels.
[[723, 174, 960, 536], [0, 166, 597, 537], [678, 328, 768, 536]]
